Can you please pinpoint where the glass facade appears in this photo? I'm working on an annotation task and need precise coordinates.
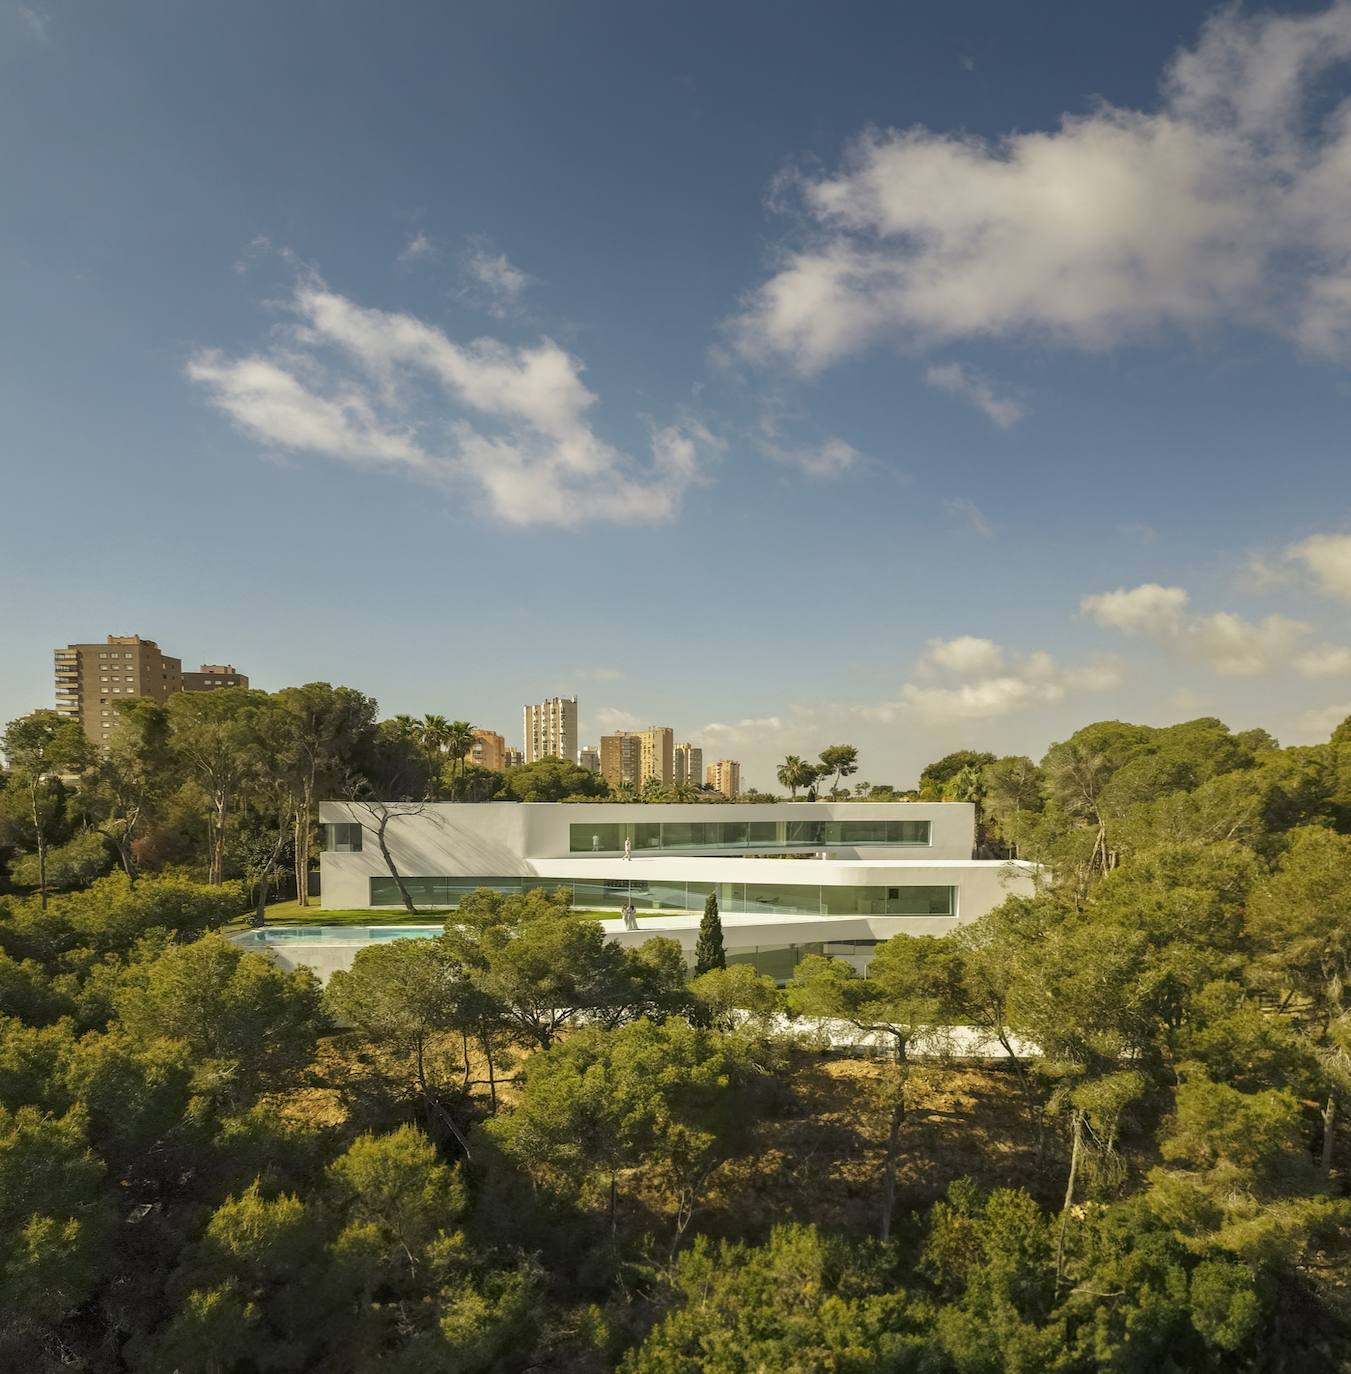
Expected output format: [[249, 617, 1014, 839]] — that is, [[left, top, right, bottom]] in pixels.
[[368, 875, 953, 916], [323, 823, 363, 853], [568, 818, 930, 854], [236, 926, 879, 982]]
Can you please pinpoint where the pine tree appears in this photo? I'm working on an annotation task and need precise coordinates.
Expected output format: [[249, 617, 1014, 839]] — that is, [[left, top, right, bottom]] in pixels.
[[694, 891, 726, 975]]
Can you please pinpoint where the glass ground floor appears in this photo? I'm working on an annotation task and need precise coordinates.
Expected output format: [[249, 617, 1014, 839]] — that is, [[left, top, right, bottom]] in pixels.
[[236, 924, 882, 982], [367, 875, 954, 917]]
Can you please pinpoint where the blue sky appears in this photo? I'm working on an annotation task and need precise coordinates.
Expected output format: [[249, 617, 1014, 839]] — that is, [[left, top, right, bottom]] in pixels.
[[4, 0, 1351, 788]]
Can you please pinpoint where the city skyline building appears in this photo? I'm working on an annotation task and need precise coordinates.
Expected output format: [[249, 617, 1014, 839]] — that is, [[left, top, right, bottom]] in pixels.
[[523, 695, 578, 764], [53, 635, 247, 746], [706, 759, 741, 798], [600, 731, 642, 790], [468, 728, 507, 772], [579, 745, 600, 773], [674, 741, 703, 789], [639, 725, 674, 786], [181, 664, 249, 691]]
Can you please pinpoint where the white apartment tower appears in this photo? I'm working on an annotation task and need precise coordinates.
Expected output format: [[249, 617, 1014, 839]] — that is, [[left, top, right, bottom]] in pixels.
[[523, 695, 579, 764]]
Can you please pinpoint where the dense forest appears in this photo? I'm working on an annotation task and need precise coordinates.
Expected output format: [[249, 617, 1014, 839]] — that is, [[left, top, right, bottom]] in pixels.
[[3, 694, 1351, 1370]]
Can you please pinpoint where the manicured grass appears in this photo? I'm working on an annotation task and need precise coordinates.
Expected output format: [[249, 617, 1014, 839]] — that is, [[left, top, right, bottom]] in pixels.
[[255, 899, 621, 927], [258, 900, 449, 926]]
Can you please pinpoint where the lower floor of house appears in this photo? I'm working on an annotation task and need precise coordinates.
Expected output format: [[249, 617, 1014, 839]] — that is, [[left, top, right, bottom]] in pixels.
[[366, 874, 956, 918]]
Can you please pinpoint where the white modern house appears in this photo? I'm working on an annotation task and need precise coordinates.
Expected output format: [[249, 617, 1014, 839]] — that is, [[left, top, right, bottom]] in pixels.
[[234, 802, 1035, 983]]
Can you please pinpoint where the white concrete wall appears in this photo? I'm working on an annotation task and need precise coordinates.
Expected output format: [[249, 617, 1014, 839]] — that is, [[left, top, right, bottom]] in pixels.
[[317, 800, 984, 910]]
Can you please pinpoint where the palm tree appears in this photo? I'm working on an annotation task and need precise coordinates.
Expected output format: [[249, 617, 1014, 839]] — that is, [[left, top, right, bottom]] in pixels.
[[777, 755, 812, 800], [419, 714, 451, 754], [445, 720, 477, 799]]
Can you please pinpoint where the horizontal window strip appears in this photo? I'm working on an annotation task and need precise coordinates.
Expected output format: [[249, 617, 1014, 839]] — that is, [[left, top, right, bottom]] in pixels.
[[569, 819, 930, 854], [367, 876, 953, 917]]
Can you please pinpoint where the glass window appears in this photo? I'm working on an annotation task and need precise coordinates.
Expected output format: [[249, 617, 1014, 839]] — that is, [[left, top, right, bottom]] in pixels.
[[686, 881, 716, 911], [822, 885, 888, 915], [886, 886, 954, 916], [368, 876, 528, 908], [572, 879, 631, 910], [743, 883, 820, 916], [570, 823, 625, 853], [661, 822, 704, 848], [634, 822, 662, 850], [324, 822, 363, 853], [720, 821, 748, 847], [786, 820, 826, 847], [885, 820, 931, 845], [746, 821, 779, 847]]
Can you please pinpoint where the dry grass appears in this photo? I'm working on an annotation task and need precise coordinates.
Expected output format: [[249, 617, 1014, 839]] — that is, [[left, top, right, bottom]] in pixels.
[[697, 1054, 1053, 1242], [278, 1030, 1056, 1244]]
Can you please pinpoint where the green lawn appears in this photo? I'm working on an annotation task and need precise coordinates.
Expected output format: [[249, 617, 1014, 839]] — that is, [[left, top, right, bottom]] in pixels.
[[253, 899, 624, 927], [256, 900, 449, 926]]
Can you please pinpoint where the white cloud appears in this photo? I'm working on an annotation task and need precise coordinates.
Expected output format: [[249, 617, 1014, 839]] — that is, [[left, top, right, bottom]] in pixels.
[[1189, 611, 1309, 676], [1294, 645, 1351, 678], [1288, 531, 1351, 600], [1082, 582, 1312, 676], [701, 717, 785, 743], [460, 242, 532, 317], [396, 231, 437, 266], [873, 638, 1121, 723], [594, 707, 641, 732], [186, 272, 716, 526], [730, 2, 1351, 372], [1081, 583, 1190, 635], [919, 635, 1005, 677], [942, 496, 993, 538], [925, 363, 1026, 427], [761, 435, 860, 478], [1295, 701, 1351, 737]]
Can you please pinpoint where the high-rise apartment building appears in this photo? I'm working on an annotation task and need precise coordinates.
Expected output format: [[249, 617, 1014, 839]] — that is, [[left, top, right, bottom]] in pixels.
[[674, 742, 703, 787], [55, 635, 248, 745], [638, 726, 673, 786], [579, 745, 600, 773], [706, 759, 741, 799], [467, 728, 506, 771], [504, 747, 525, 769], [54, 635, 183, 745], [600, 732, 642, 790], [523, 696, 578, 763], [182, 664, 249, 691]]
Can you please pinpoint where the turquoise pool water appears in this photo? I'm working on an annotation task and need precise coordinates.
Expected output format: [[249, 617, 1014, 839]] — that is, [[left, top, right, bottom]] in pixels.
[[233, 926, 444, 944]]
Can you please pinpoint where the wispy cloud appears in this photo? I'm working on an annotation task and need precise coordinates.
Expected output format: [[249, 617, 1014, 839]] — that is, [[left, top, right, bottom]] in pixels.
[[943, 496, 993, 537], [594, 707, 641, 732], [186, 268, 717, 527], [1081, 582, 1328, 677], [701, 717, 785, 743], [925, 363, 1026, 427], [459, 240, 533, 318], [761, 435, 860, 478], [396, 231, 437, 267], [16, 5, 51, 41], [1295, 701, 1351, 738]]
